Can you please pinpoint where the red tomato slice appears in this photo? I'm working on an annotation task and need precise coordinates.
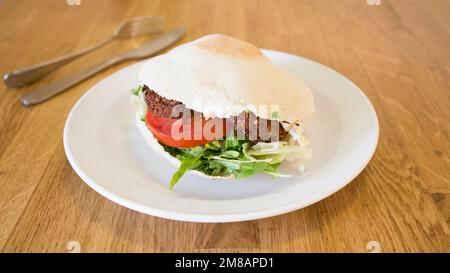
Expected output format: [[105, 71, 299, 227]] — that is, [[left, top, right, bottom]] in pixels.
[[146, 110, 227, 148]]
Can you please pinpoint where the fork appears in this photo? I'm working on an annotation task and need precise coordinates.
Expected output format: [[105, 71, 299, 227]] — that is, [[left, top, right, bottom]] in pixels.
[[3, 16, 164, 89]]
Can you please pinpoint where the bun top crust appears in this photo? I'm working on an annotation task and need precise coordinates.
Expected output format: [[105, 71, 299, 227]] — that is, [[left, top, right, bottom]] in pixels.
[[139, 34, 315, 122], [196, 34, 262, 59]]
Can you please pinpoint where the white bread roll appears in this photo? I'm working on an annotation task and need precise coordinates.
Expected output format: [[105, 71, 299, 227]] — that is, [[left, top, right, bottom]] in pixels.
[[138, 34, 314, 122]]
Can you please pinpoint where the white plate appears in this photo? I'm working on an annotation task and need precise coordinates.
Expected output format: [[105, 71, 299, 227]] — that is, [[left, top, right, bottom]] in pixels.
[[64, 49, 378, 223]]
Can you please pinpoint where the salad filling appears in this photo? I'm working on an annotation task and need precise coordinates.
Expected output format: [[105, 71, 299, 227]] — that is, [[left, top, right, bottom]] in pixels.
[[131, 85, 311, 188]]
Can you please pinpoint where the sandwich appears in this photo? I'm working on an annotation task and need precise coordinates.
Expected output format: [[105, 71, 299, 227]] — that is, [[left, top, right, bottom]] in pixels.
[[131, 34, 315, 188]]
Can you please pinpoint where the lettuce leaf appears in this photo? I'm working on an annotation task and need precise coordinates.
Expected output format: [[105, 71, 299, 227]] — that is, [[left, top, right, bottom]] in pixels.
[[132, 85, 142, 96], [161, 138, 295, 189], [169, 153, 202, 189]]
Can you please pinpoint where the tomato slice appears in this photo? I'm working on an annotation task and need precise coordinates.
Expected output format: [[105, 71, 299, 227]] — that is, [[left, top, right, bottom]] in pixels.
[[146, 110, 227, 148]]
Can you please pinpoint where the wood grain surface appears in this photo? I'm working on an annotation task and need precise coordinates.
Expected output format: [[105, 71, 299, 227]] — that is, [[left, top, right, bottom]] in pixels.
[[0, 0, 449, 253]]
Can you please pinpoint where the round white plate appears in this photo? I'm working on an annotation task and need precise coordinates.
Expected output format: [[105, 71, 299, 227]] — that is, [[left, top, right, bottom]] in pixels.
[[64, 49, 378, 223]]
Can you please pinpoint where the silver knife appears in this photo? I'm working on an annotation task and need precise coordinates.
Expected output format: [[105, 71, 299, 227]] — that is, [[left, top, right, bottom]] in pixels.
[[21, 27, 186, 106]]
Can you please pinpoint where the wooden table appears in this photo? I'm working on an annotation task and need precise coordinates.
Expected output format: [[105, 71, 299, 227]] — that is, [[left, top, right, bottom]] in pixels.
[[0, 0, 449, 253]]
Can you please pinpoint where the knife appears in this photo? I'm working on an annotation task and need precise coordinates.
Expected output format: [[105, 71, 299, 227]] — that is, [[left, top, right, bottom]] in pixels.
[[21, 27, 186, 106]]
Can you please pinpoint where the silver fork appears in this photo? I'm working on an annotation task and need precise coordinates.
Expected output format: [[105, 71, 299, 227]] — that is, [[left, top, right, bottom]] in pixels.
[[4, 16, 164, 89]]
